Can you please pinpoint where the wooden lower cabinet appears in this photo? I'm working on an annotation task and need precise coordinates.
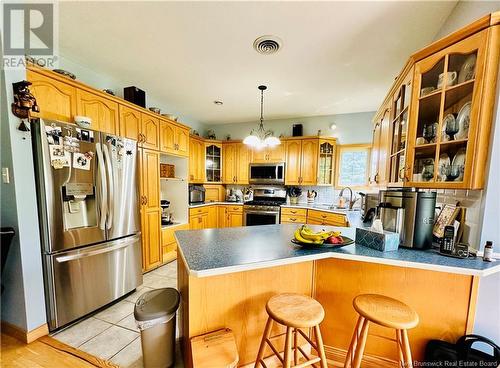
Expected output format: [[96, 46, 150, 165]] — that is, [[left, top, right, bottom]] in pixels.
[[140, 149, 162, 271], [142, 209, 162, 270], [218, 205, 243, 228], [190, 205, 243, 229], [280, 207, 307, 224], [307, 209, 348, 227], [162, 223, 189, 263]]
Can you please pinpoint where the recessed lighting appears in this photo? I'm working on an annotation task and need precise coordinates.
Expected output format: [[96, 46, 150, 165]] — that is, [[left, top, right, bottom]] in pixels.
[[214, 100, 223, 105], [330, 123, 337, 130]]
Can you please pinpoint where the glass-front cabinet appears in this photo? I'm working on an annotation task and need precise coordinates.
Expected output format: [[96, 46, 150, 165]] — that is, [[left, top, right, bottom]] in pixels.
[[406, 28, 493, 189], [387, 68, 413, 186], [317, 139, 336, 185], [205, 143, 222, 183]]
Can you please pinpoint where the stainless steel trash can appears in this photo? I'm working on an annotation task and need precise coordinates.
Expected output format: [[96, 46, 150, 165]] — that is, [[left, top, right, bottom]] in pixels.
[[135, 288, 180, 368]]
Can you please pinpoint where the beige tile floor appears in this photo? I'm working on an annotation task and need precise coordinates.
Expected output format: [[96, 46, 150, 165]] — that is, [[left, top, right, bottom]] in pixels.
[[53, 260, 183, 368]]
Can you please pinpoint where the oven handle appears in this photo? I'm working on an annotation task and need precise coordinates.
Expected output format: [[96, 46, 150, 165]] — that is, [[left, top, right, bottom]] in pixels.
[[244, 210, 280, 215]]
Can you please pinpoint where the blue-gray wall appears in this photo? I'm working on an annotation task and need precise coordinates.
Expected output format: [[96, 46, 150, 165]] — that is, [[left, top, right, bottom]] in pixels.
[[205, 111, 374, 144], [1, 53, 47, 331]]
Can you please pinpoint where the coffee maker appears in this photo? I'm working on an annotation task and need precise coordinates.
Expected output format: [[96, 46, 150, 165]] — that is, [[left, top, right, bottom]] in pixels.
[[161, 200, 173, 225], [378, 190, 436, 249]]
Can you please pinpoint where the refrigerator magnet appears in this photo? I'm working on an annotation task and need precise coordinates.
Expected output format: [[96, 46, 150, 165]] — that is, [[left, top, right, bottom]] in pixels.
[[49, 145, 70, 168], [73, 152, 91, 171]]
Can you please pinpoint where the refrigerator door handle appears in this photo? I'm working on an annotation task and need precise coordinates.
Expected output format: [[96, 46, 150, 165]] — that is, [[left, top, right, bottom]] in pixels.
[[96, 143, 108, 230], [102, 144, 114, 230], [54, 235, 140, 263]]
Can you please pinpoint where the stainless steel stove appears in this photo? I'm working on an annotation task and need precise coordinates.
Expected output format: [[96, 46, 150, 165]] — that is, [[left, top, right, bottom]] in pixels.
[[243, 188, 286, 226]]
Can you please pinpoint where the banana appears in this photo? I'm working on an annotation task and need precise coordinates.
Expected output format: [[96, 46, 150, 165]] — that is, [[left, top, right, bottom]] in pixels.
[[294, 228, 315, 244], [299, 225, 342, 242]]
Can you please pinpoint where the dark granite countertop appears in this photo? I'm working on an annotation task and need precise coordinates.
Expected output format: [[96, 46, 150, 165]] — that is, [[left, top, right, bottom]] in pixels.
[[175, 224, 500, 278]]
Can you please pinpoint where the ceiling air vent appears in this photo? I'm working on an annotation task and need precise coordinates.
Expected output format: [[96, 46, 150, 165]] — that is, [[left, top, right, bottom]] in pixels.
[[253, 35, 282, 55]]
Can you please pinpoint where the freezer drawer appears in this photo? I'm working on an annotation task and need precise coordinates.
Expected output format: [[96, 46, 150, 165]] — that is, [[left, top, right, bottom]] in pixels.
[[46, 234, 142, 330]]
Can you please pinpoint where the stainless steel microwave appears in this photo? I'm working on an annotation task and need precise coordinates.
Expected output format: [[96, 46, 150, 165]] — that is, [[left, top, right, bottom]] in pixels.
[[249, 163, 285, 185]]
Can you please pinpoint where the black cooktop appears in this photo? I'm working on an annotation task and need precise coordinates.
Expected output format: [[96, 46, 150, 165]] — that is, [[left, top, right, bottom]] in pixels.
[[245, 199, 286, 206]]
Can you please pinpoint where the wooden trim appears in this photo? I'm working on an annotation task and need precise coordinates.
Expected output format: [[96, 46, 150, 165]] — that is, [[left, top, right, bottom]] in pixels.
[[39, 336, 119, 368], [1, 321, 49, 344], [324, 345, 398, 368], [465, 276, 480, 334]]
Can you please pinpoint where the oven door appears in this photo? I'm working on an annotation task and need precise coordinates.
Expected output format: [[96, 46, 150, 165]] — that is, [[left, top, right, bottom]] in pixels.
[[243, 210, 280, 226]]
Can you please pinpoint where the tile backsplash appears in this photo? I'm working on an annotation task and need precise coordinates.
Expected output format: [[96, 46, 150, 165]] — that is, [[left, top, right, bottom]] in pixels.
[[433, 189, 484, 249]]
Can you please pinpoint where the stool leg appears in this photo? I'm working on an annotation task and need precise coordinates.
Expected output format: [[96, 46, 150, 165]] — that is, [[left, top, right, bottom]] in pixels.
[[314, 325, 328, 368], [283, 327, 293, 368], [293, 328, 298, 366], [352, 319, 370, 368], [344, 316, 365, 368], [255, 317, 273, 368], [396, 329, 404, 367], [401, 329, 413, 368]]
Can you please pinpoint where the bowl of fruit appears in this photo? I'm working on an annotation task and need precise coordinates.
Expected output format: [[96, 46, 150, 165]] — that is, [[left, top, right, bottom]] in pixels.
[[292, 225, 354, 248]]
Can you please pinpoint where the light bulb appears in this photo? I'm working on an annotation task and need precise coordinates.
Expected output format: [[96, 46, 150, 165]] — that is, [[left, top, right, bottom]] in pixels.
[[243, 135, 260, 147], [264, 136, 281, 147], [330, 123, 337, 130]]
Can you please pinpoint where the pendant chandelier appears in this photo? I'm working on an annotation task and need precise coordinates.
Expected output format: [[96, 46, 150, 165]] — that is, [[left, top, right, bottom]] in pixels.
[[243, 85, 281, 149]]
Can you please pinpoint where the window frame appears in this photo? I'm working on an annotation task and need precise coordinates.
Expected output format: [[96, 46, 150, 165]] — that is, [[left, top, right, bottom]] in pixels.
[[334, 144, 372, 190]]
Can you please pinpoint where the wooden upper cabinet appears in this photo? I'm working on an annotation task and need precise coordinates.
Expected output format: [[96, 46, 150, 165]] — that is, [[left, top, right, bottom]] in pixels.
[[76, 89, 119, 134], [141, 113, 160, 150], [406, 28, 495, 189], [119, 105, 141, 140], [28, 69, 76, 122], [160, 120, 189, 157], [251, 144, 285, 163], [235, 143, 250, 184], [317, 139, 336, 186], [222, 143, 237, 184], [160, 120, 176, 153], [176, 125, 189, 156], [370, 106, 391, 186], [222, 142, 249, 184], [285, 139, 302, 185], [300, 139, 318, 185], [189, 136, 205, 183], [268, 144, 285, 162]]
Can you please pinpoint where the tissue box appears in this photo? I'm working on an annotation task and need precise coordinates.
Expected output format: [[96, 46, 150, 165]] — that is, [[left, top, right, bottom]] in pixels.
[[355, 227, 399, 252]]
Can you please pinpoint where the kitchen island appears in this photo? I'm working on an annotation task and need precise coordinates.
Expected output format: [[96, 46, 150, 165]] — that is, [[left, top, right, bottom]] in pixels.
[[175, 224, 500, 367]]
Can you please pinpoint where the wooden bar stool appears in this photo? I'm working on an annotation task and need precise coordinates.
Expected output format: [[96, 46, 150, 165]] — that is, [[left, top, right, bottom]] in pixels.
[[345, 294, 419, 368], [255, 293, 328, 368]]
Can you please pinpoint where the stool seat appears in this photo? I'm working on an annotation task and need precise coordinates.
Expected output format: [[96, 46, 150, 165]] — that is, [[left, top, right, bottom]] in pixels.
[[266, 293, 325, 329], [353, 294, 419, 330]]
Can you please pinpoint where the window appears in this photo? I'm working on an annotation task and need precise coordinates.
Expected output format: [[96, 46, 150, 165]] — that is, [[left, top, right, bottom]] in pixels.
[[336, 144, 371, 188]]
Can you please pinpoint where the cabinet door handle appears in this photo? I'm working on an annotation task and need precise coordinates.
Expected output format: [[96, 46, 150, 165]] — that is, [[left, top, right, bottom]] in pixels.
[[290, 218, 297, 221], [290, 210, 297, 214], [144, 196, 148, 205]]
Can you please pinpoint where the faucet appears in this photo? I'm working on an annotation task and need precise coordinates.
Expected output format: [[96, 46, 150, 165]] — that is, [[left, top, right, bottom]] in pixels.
[[339, 187, 359, 210]]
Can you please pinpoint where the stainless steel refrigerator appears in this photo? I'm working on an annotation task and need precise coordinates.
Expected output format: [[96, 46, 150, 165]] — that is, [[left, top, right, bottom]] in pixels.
[[31, 119, 142, 331]]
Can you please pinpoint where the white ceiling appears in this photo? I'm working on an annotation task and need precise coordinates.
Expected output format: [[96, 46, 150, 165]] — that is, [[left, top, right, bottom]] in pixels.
[[59, 1, 457, 125]]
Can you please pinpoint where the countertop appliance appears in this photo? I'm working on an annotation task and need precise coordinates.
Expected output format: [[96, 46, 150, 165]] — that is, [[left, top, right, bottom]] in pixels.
[[359, 192, 379, 224], [31, 119, 142, 331], [189, 185, 205, 204], [378, 189, 436, 249], [249, 162, 285, 185], [243, 187, 286, 226], [161, 200, 172, 225]]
